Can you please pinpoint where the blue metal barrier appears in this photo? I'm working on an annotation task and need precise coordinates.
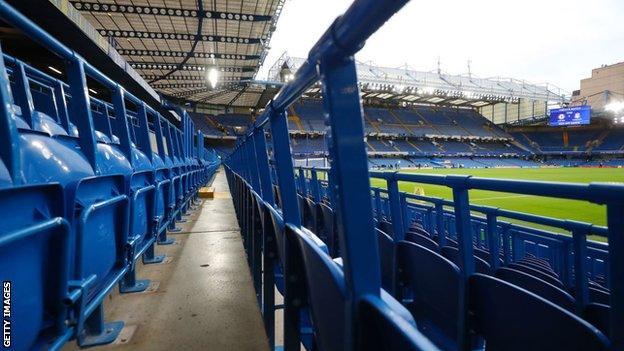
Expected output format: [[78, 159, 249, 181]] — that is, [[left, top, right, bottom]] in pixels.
[[223, 0, 450, 350]]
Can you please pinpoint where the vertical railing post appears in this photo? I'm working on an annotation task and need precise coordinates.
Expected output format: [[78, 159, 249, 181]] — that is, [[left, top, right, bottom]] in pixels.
[[605, 203, 624, 349], [268, 108, 302, 351], [137, 103, 154, 162], [111, 86, 133, 162], [399, 193, 410, 236], [253, 128, 275, 205], [298, 168, 307, 196], [426, 206, 435, 236], [387, 174, 404, 240], [0, 44, 22, 185], [66, 59, 97, 171], [501, 222, 512, 265], [52, 80, 71, 131], [320, 56, 380, 350], [373, 188, 382, 222], [485, 209, 501, 270], [12, 62, 36, 128], [447, 175, 474, 351], [310, 168, 321, 202], [435, 200, 447, 246], [248, 134, 261, 192], [569, 221, 590, 315], [251, 126, 277, 349]]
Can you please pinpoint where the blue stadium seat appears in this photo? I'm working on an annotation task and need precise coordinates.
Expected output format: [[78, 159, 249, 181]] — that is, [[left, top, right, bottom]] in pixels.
[[405, 231, 440, 252], [440, 246, 491, 275], [468, 274, 610, 350], [0, 184, 72, 351], [377, 228, 395, 292], [506, 262, 564, 289], [495, 267, 575, 312], [397, 241, 462, 350]]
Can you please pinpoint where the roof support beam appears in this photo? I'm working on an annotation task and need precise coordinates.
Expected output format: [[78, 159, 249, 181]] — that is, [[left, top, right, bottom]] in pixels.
[[71, 1, 272, 21], [129, 62, 256, 73], [142, 74, 253, 81], [153, 81, 248, 90], [99, 29, 260, 44], [227, 85, 250, 108], [119, 49, 259, 61]]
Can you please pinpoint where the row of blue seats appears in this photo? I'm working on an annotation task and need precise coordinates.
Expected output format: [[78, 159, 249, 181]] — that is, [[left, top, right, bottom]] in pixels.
[[0, 3, 219, 350], [289, 135, 525, 157], [512, 129, 624, 154], [292, 99, 506, 139], [228, 164, 616, 350], [290, 168, 617, 349], [227, 172, 439, 350]]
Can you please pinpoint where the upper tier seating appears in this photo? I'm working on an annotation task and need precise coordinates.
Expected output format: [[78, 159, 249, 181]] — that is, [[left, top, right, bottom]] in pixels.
[[512, 129, 617, 153], [290, 99, 511, 139]]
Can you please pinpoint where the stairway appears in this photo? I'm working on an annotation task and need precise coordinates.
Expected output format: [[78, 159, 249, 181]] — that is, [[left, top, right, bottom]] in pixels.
[[388, 109, 413, 134], [366, 140, 377, 152], [363, 112, 382, 133], [588, 129, 612, 152], [413, 109, 443, 134], [406, 139, 422, 152]]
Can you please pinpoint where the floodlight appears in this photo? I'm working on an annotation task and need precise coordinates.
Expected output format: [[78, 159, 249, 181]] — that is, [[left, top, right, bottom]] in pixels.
[[207, 68, 219, 88], [421, 87, 435, 95], [48, 66, 62, 75]]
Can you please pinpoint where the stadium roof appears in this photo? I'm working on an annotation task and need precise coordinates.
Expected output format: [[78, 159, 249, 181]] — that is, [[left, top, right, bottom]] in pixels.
[[269, 53, 571, 108], [70, 0, 284, 106]]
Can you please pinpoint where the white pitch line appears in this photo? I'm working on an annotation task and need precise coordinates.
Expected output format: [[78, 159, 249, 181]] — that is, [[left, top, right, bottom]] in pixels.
[[472, 194, 531, 202]]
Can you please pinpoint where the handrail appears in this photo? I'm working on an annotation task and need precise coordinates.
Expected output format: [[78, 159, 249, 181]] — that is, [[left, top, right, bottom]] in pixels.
[[369, 170, 624, 205]]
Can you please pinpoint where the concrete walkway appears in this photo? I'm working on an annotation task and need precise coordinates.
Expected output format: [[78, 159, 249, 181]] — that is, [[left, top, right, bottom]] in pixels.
[[65, 168, 269, 351]]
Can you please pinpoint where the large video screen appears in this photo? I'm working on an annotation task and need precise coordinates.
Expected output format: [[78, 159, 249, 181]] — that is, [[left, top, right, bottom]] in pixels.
[[549, 106, 591, 126]]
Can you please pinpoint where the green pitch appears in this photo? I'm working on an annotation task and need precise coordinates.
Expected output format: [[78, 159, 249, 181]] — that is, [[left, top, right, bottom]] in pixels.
[[369, 167, 624, 242]]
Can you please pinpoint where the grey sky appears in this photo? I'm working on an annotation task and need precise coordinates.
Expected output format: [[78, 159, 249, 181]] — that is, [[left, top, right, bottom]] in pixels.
[[258, 0, 624, 93]]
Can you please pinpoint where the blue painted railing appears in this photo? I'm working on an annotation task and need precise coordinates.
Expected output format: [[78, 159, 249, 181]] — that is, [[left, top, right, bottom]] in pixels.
[[225, 0, 622, 350]]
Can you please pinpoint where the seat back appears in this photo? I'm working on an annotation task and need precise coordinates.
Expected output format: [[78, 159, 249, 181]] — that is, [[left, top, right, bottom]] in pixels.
[[397, 241, 461, 349], [516, 258, 559, 278], [73, 175, 128, 300], [0, 184, 71, 350], [294, 226, 347, 351], [405, 232, 439, 253], [267, 205, 285, 266], [378, 220, 394, 237], [305, 197, 317, 232], [440, 246, 491, 274], [408, 226, 431, 238], [317, 202, 339, 257], [376, 228, 395, 292], [358, 295, 441, 351], [507, 262, 564, 289], [468, 274, 610, 351], [273, 184, 281, 208], [495, 267, 575, 312]]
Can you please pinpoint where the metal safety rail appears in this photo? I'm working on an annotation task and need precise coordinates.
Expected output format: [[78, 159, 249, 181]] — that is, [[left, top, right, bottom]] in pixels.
[[0, 1, 220, 349], [295, 166, 621, 345], [225, 0, 441, 350], [225, 0, 622, 350]]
